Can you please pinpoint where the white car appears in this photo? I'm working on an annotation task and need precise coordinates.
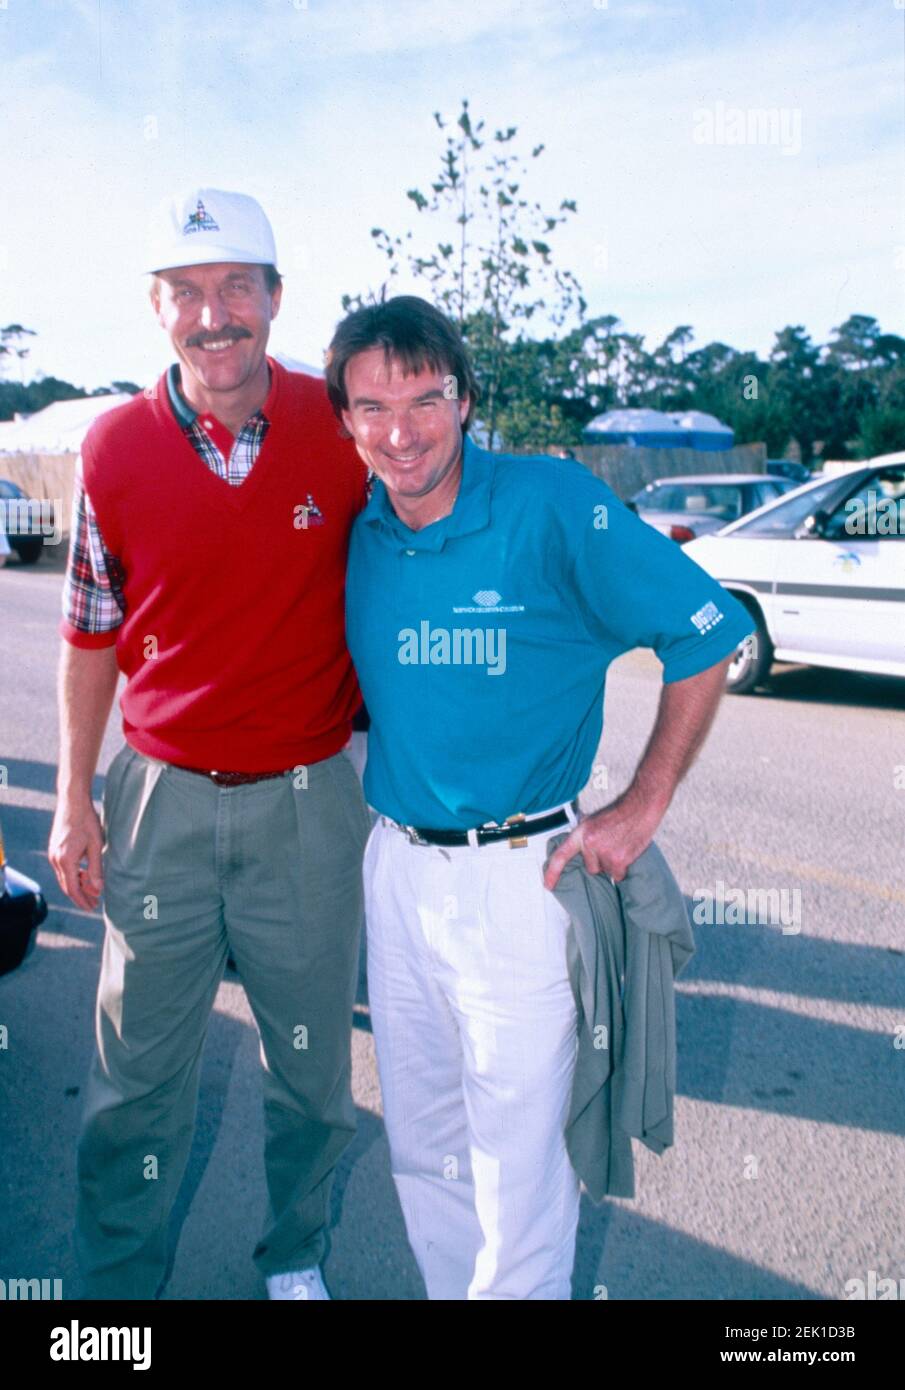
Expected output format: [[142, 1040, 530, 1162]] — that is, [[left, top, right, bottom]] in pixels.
[[684, 461, 905, 693]]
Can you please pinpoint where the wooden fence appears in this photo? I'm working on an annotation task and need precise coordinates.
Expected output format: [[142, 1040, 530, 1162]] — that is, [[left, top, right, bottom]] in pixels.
[[571, 441, 768, 499], [0, 452, 79, 534]]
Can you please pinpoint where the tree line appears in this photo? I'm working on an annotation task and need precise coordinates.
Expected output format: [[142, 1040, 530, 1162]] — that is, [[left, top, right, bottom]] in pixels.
[[467, 309, 905, 463], [0, 326, 139, 421], [5, 308, 901, 469]]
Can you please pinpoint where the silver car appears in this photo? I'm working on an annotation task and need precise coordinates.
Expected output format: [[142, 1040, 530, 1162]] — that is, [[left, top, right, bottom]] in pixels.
[[629, 474, 799, 543]]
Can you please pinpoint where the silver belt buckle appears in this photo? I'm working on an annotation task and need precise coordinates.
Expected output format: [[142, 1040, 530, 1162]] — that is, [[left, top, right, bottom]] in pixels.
[[401, 823, 428, 847]]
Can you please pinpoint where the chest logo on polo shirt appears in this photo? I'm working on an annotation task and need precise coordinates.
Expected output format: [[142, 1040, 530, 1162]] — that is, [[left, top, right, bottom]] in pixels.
[[452, 589, 525, 614], [293, 493, 325, 529]]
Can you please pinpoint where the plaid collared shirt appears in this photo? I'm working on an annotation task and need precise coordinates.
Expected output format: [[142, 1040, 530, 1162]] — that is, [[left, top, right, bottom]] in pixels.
[[62, 365, 271, 636]]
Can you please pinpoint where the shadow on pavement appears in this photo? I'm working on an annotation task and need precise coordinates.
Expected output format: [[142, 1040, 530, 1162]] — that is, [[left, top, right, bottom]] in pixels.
[[760, 665, 905, 711], [573, 1205, 824, 1299]]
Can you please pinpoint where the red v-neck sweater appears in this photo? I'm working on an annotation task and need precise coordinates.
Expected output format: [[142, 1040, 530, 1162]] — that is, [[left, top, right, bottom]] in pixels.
[[73, 360, 367, 771]]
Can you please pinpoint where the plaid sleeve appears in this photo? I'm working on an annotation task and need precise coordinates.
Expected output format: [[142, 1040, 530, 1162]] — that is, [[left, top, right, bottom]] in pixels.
[[60, 456, 125, 648]]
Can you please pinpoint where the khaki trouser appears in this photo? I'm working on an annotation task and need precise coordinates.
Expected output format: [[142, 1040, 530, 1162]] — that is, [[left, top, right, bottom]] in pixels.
[[75, 743, 369, 1299]]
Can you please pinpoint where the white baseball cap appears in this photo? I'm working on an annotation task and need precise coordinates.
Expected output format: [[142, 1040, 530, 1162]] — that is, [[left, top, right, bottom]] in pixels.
[[146, 187, 278, 275]]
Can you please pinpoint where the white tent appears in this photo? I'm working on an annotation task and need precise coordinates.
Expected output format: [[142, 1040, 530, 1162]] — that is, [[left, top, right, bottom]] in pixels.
[[0, 395, 135, 453]]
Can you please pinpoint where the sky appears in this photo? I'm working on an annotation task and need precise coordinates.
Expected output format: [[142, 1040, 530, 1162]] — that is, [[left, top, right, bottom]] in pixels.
[[1, 0, 902, 392]]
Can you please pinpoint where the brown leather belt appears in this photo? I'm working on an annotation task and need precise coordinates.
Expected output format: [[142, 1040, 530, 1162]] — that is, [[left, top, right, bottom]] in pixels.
[[176, 766, 293, 788]]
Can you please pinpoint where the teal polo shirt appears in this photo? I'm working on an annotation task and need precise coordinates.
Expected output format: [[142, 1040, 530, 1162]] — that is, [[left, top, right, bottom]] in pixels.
[[345, 437, 754, 830]]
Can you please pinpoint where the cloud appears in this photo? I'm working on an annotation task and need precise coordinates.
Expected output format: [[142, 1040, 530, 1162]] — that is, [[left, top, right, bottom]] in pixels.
[[60, 0, 99, 25], [610, 3, 688, 16], [196, 0, 570, 63]]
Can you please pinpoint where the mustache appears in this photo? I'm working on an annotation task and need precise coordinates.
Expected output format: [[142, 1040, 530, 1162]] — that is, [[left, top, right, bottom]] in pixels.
[[185, 327, 253, 348]]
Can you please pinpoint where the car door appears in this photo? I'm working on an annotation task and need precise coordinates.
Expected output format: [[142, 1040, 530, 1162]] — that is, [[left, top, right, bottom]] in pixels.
[[772, 467, 905, 665], [715, 475, 847, 645]]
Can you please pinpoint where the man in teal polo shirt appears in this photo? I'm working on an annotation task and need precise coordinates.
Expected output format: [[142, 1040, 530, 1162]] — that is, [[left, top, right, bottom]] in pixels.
[[327, 295, 753, 1300]]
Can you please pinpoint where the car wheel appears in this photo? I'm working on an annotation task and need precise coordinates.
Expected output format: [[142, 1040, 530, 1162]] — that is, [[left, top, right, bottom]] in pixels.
[[11, 538, 42, 565], [726, 611, 773, 694]]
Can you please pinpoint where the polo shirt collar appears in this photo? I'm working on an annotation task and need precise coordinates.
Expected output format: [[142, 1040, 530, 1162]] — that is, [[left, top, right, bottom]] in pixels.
[[165, 356, 277, 429], [360, 435, 494, 552]]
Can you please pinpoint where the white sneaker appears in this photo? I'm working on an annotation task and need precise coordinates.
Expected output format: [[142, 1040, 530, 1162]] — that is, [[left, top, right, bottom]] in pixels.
[[266, 1267, 331, 1301]]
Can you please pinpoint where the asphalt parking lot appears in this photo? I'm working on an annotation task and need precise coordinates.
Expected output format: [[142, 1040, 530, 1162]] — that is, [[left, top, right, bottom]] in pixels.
[[1, 545, 904, 1299]]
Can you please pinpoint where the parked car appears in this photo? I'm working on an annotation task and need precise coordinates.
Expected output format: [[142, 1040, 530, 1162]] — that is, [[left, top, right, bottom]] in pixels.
[[629, 474, 798, 543], [0, 819, 48, 976], [765, 459, 811, 483], [684, 462, 905, 693], [0, 478, 53, 564]]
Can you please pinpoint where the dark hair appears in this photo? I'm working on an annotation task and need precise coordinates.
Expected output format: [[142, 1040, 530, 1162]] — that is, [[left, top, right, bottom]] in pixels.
[[262, 264, 282, 293], [325, 295, 478, 433]]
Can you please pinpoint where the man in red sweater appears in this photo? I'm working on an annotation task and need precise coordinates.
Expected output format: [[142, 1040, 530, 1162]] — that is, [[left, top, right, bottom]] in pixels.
[[48, 187, 370, 1301]]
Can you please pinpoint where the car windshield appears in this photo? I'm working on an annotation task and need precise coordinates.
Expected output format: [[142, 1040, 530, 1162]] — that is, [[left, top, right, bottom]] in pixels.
[[729, 476, 849, 537], [822, 466, 905, 540], [639, 483, 744, 519]]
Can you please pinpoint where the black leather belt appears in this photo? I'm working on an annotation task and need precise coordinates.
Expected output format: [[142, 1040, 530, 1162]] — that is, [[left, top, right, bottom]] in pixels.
[[399, 807, 571, 848]]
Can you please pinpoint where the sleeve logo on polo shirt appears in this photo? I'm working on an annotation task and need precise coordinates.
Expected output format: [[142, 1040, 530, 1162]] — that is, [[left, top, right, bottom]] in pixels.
[[452, 589, 525, 614], [689, 600, 724, 634]]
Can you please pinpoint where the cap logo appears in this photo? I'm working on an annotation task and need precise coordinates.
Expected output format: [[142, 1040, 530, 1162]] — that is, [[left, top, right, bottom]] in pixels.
[[183, 199, 220, 235]]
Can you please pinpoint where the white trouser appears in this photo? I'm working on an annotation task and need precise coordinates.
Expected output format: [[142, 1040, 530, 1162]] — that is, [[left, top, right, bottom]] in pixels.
[[364, 805, 582, 1300]]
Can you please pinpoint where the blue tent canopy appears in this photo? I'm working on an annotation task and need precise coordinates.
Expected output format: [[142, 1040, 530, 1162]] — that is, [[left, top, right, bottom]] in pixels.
[[583, 407, 734, 451]]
